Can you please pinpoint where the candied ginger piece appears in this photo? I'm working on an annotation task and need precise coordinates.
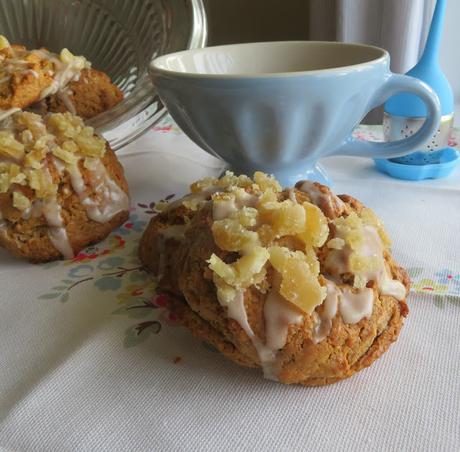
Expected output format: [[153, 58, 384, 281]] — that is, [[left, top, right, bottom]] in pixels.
[[327, 237, 345, 250], [297, 202, 329, 247], [16, 112, 47, 139], [0, 35, 10, 50], [52, 146, 80, 165], [231, 207, 259, 228], [208, 254, 237, 284], [218, 171, 252, 190], [213, 276, 237, 305], [27, 168, 56, 198], [208, 246, 269, 289], [349, 254, 382, 275], [24, 148, 48, 169], [47, 112, 83, 140], [12, 191, 31, 210], [0, 131, 25, 161], [259, 199, 306, 238], [212, 218, 260, 252], [346, 229, 364, 251], [74, 132, 106, 158], [269, 246, 325, 314], [258, 187, 278, 205], [253, 171, 282, 192], [190, 177, 217, 193]]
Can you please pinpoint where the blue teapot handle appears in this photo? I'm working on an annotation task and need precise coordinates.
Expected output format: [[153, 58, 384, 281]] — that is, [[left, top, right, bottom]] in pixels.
[[333, 74, 441, 159]]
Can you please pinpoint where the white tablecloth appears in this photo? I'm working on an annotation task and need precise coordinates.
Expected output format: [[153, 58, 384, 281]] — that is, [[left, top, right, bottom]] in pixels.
[[1, 118, 459, 451]]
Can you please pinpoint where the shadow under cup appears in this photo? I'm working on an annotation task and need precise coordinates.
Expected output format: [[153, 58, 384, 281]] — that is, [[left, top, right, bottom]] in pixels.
[[151, 41, 441, 186]]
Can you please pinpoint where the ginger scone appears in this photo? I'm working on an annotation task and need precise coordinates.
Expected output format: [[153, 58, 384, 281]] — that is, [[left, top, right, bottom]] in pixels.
[[0, 35, 123, 120], [139, 172, 409, 386], [0, 111, 129, 262]]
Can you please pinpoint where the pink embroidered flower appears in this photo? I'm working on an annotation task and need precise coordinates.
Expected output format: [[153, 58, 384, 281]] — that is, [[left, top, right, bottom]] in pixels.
[[151, 293, 169, 307]]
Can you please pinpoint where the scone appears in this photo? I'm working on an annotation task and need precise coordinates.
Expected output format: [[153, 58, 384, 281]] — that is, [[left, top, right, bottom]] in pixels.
[[0, 35, 123, 119], [139, 172, 409, 386], [46, 68, 124, 119], [0, 111, 129, 262]]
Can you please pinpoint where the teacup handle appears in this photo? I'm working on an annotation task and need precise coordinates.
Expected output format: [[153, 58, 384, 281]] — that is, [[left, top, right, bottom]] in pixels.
[[332, 74, 441, 159]]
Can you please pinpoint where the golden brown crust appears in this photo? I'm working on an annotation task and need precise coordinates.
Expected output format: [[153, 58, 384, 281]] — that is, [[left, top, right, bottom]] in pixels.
[[46, 68, 123, 119], [167, 294, 258, 368], [0, 43, 122, 117], [0, 146, 129, 263], [0, 45, 55, 110], [139, 183, 409, 386]]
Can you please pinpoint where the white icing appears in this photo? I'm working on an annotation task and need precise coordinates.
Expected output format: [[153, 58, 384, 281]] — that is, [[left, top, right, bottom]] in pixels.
[[71, 158, 129, 223], [235, 190, 259, 208], [212, 190, 259, 220], [288, 188, 298, 204], [264, 289, 303, 351], [298, 180, 334, 211], [47, 223, 74, 259], [325, 224, 406, 301], [23, 196, 74, 259], [164, 187, 219, 213], [52, 157, 66, 175], [339, 287, 374, 324], [67, 164, 86, 195], [227, 288, 302, 380], [34, 49, 88, 101], [57, 88, 76, 115], [227, 290, 277, 379], [0, 107, 19, 122], [379, 269, 407, 300], [312, 281, 340, 344], [212, 198, 238, 220], [313, 281, 375, 343]]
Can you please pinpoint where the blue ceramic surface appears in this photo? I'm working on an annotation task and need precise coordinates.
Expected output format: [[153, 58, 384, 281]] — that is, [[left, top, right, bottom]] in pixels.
[[381, 0, 456, 180], [150, 41, 441, 186], [375, 148, 459, 180], [385, 0, 453, 117]]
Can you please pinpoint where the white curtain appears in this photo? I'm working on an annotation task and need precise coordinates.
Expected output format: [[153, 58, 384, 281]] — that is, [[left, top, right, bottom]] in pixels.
[[309, 0, 437, 122], [337, 0, 436, 73]]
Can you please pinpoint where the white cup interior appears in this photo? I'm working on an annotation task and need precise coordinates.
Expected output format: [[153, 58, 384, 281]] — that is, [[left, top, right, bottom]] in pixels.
[[153, 41, 386, 76]]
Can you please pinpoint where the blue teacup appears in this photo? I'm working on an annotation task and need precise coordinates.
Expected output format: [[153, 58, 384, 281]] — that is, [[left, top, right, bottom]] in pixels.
[[150, 41, 441, 186]]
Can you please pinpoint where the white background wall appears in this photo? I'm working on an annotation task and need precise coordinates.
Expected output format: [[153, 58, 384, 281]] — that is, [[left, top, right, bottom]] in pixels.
[[441, 0, 460, 119]]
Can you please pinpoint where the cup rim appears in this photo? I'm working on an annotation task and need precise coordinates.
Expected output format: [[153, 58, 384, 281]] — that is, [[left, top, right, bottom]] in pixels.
[[150, 41, 389, 79]]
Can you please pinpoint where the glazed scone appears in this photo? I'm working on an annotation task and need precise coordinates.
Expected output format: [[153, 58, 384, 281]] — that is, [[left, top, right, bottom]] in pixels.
[[0, 111, 129, 262], [0, 36, 123, 119], [139, 172, 409, 386], [46, 68, 124, 119]]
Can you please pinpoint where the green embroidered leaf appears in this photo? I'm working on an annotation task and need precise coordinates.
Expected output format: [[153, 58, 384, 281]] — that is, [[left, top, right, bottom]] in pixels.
[[125, 307, 155, 319], [52, 286, 67, 291], [62, 279, 73, 284], [94, 276, 122, 291], [97, 256, 124, 270], [202, 342, 219, 353], [129, 271, 149, 283], [38, 293, 60, 299], [406, 267, 424, 278], [124, 321, 161, 348], [445, 295, 460, 306], [60, 292, 70, 303]]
